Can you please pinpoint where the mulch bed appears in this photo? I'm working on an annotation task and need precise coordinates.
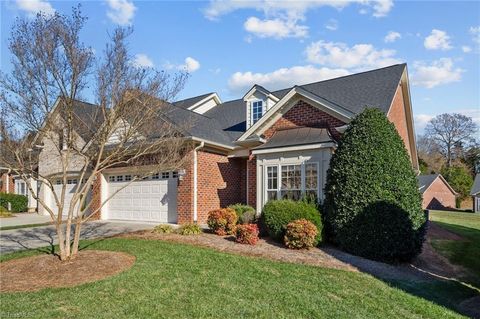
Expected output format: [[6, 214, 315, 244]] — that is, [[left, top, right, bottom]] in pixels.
[[0, 250, 135, 293]]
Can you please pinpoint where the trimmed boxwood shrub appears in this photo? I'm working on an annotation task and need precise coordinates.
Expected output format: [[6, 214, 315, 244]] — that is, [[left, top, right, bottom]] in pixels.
[[261, 199, 322, 245], [228, 203, 256, 224], [207, 208, 238, 235], [235, 224, 259, 245], [284, 219, 318, 249], [0, 193, 28, 213], [323, 108, 426, 263]]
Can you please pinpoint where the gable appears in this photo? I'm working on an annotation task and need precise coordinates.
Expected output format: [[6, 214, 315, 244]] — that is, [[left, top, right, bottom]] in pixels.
[[426, 177, 457, 196], [263, 100, 345, 139]]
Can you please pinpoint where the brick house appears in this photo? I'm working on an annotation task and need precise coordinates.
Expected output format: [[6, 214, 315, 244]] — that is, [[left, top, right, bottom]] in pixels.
[[0, 168, 37, 212], [36, 64, 419, 224], [418, 174, 457, 210]]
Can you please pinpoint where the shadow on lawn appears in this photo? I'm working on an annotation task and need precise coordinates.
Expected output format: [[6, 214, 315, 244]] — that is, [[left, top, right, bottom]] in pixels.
[[0, 222, 140, 257], [320, 225, 480, 318]]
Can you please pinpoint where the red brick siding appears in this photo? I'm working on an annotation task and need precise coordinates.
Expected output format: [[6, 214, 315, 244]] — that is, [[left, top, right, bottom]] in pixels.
[[247, 155, 256, 208], [177, 151, 195, 224], [196, 150, 246, 224], [263, 100, 345, 139], [387, 85, 412, 159], [0, 173, 14, 193], [422, 178, 456, 209]]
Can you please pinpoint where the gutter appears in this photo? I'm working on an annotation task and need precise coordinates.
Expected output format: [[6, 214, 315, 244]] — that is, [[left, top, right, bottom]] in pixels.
[[193, 141, 204, 223]]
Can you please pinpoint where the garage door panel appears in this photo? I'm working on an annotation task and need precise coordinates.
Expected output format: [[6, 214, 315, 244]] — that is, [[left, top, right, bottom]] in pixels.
[[107, 174, 177, 223]]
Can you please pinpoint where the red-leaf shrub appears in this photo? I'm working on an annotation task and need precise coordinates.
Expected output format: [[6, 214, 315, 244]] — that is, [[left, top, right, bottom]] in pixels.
[[207, 208, 238, 235], [235, 224, 259, 245], [284, 219, 318, 249]]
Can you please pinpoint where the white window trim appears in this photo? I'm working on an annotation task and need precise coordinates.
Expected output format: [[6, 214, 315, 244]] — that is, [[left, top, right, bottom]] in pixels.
[[251, 100, 264, 126], [263, 161, 320, 204]]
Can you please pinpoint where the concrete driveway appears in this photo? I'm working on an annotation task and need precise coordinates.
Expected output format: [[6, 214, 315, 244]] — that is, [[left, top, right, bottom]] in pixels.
[[0, 221, 156, 254], [0, 213, 52, 228]]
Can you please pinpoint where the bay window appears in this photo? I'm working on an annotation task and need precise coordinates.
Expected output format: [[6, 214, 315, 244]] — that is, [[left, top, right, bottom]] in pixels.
[[265, 162, 319, 203]]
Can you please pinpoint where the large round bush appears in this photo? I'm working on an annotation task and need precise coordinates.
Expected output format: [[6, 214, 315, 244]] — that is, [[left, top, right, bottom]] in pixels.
[[261, 199, 322, 245], [323, 108, 426, 263]]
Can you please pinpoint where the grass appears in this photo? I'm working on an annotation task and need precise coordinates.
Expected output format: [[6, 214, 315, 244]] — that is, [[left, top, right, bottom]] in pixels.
[[429, 210, 480, 287], [0, 222, 52, 231], [0, 238, 472, 319], [0, 207, 13, 218]]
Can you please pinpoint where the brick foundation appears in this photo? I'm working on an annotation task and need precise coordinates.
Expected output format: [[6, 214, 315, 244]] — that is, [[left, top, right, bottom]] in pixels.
[[0, 173, 14, 193]]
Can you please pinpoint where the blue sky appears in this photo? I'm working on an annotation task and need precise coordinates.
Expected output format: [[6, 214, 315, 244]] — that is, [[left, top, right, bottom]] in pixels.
[[1, 0, 479, 133]]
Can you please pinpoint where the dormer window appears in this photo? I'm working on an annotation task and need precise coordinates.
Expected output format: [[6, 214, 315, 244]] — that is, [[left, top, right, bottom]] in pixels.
[[252, 100, 263, 124]]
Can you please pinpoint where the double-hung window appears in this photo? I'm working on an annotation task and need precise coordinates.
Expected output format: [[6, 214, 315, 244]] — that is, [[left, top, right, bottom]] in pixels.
[[251, 101, 263, 124], [266, 166, 278, 201], [281, 165, 302, 200], [305, 163, 318, 201], [265, 162, 319, 203]]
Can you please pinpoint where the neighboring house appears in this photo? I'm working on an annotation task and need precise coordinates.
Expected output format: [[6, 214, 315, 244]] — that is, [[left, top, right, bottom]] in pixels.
[[418, 174, 457, 210], [36, 63, 419, 224], [0, 167, 38, 212], [471, 174, 480, 213]]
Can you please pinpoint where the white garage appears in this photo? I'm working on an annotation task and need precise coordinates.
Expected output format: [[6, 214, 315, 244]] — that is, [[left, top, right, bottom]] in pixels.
[[46, 178, 89, 217], [105, 172, 178, 223]]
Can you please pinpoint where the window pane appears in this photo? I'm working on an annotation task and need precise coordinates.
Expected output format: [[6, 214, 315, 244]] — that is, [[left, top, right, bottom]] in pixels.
[[108, 176, 115, 182], [125, 175, 132, 181], [162, 172, 170, 179], [267, 166, 277, 190], [281, 190, 302, 200], [305, 163, 318, 189], [281, 165, 301, 190], [116, 175, 123, 182], [267, 191, 277, 201]]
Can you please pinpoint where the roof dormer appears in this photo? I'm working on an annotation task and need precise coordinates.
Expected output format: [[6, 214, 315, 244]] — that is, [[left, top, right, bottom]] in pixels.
[[243, 85, 279, 129]]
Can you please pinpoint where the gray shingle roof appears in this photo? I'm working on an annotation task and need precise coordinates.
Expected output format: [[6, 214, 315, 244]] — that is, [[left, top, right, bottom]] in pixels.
[[471, 174, 480, 195], [205, 64, 406, 142], [254, 127, 334, 150], [67, 64, 407, 148], [173, 93, 214, 109], [417, 174, 440, 194]]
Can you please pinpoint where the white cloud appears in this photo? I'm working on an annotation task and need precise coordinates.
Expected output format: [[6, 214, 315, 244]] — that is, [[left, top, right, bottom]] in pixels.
[[325, 19, 338, 31], [105, 0, 136, 26], [244, 17, 308, 39], [411, 58, 463, 88], [305, 41, 401, 70], [414, 114, 434, 132], [384, 31, 401, 43], [415, 109, 480, 133], [470, 26, 480, 44], [424, 29, 453, 50], [132, 54, 154, 68], [228, 65, 349, 95], [16, 0, 54, 16], [204, 0, 393, 20], [165, 57, 201, 73], [462, 46, 472, 53]]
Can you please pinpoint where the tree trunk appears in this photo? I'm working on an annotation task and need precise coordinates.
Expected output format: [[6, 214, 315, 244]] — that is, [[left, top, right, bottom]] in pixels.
[[71, 221, 82, 257], [56, 223, 68, 261]]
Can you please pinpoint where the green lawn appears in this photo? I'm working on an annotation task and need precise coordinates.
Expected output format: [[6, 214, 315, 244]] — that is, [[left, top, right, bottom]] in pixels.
[[0, 238, 473, 318], [430, 210, 480, 287]]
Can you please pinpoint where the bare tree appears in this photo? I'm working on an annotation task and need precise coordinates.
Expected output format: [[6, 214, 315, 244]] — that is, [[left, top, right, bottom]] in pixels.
[[424, 113, 478, 168], [0, 7, 191, 261]]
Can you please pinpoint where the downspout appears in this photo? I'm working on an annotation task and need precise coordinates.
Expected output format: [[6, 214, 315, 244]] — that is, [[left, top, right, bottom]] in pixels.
[[193, 141, 204, 223]]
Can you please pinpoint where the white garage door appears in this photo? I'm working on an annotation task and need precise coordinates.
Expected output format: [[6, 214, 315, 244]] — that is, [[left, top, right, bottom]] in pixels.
[[106, 172, 177, 223], [51, 178, 84, 216]]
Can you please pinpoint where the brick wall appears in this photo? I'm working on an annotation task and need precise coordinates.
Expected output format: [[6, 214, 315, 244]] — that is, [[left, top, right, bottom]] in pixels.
[[387, 85, 412, 159], [196, 150, 246, 223], [422, 177, 456, 209], [247, 155, 256, 208], [0, 173, 14, 193], [176, 150, 247, 224], [177, 151, 194, 224], [263, 100, 345, 139]]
